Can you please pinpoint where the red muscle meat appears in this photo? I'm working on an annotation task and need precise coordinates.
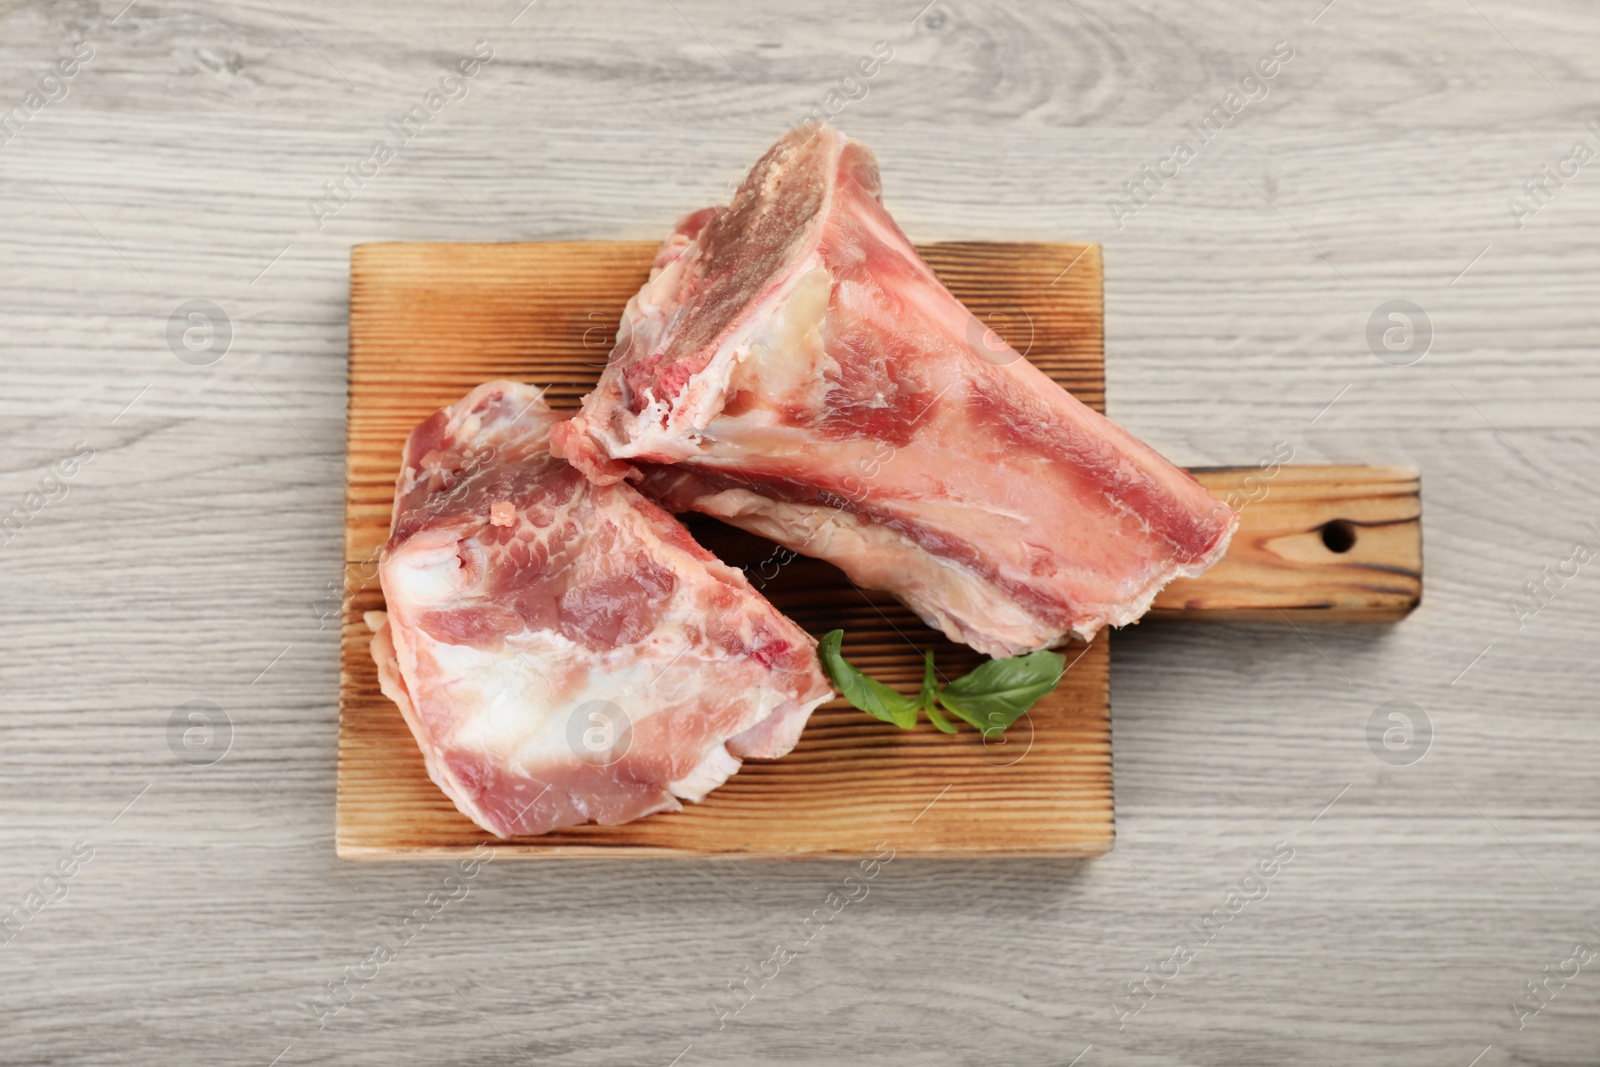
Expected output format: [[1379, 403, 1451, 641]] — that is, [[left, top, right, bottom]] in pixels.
[[553, 123, 1238, 657], [369, 381, 832, 837]]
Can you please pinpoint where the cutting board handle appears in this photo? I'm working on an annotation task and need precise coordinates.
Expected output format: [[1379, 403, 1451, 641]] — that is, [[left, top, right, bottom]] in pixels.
[[1152, 465, 1421, 621]]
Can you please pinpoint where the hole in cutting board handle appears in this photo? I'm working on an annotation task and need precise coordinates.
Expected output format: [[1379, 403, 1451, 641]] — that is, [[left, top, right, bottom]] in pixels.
[[1320, 519, 1357, 553]]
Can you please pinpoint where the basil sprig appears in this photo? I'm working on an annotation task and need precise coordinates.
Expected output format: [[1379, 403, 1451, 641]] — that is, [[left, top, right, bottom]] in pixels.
[[818, 630, 1065, 736]]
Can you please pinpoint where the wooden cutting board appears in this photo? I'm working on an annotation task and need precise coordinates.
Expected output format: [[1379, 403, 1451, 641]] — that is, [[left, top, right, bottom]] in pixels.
[[338, 241, 1421, 859]]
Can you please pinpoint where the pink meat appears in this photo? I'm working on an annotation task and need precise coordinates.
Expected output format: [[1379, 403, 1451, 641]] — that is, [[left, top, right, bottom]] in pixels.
[[370, 381, 832, 837], [552, 123, 1238, 657]]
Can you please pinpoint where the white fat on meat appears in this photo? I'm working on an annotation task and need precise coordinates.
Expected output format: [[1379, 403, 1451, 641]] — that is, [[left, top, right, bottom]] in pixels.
[[371, 380, 832, 837], [554, 123, 1239, 657]]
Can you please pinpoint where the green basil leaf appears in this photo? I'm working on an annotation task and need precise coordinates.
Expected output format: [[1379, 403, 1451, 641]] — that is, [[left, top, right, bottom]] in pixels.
[[917, 651, 958, 734], [915, 651, 939, 710], [937, 649, 1066, 734], [818, 630, 920, 729], [923, 701, 959, 734]]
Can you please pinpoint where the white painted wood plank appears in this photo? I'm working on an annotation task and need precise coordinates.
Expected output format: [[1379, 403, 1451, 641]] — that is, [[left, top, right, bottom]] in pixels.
[[2, 0, 1598, 1063]]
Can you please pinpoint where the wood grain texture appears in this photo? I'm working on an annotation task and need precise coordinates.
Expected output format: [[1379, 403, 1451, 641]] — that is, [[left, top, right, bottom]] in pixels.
[[340, 240, 1112, 859], [2, 0, 1598, 1063], [1153, 465, 1423, 620]]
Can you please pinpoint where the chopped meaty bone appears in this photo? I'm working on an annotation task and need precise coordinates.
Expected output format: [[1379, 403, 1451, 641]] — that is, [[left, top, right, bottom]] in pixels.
[[371, 380, 832, 838], [552, 122, 1239, 657]]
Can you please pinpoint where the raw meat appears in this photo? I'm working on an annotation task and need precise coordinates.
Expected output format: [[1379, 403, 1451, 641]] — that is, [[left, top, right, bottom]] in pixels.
[[552, 123, 1238, 657], [369, 381, 832, 837]]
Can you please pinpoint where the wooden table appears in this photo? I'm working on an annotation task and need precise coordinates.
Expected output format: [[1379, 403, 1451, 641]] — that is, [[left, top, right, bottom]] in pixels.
[[1, 2, 1596, 1064]]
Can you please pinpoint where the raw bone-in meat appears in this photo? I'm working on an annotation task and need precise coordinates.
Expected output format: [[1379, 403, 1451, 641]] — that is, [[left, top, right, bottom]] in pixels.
[[369, 381, 832, 837], [552, 123, 1238, 657]]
